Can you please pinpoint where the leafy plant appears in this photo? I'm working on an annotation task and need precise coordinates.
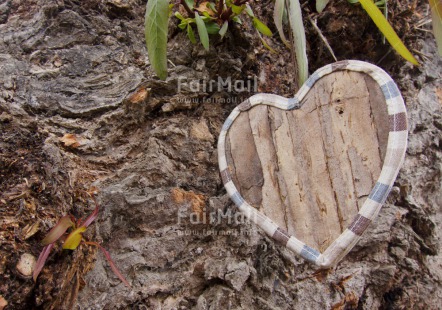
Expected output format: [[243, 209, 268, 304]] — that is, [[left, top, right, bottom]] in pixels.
[[145, 0, 272, 80], [33, 196, 130, 288]]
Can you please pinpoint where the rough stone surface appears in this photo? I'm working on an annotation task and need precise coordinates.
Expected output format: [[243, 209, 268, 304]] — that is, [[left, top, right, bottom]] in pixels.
[[0, 0, 440, 309]]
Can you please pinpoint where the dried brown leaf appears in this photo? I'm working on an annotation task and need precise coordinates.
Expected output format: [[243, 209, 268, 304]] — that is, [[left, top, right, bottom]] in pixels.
[[22, 221, 40, 240], [60, 133, 81, 148]]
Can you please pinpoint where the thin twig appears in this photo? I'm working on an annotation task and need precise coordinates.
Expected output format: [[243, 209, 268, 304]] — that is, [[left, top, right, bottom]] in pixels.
[[217, 0, 224, 18], [308, 15, 337, 62], [180, 0, 195, 17]]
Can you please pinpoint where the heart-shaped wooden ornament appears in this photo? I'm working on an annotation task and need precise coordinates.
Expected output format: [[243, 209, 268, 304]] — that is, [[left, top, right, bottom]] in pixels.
[[218, 60, 408, 268]]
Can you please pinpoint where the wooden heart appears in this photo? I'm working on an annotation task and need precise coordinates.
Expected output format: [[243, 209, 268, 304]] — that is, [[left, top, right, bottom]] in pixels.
[[217, 60, 408, 268]]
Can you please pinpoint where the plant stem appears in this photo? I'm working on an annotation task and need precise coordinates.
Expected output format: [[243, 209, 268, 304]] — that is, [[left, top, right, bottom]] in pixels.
[[221, 0, 249, 20], [180, 0, 195, 17], [218, 0, 224, 18]]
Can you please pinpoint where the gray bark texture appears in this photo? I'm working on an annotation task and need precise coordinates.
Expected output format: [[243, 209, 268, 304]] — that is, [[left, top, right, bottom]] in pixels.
[[0, 0, 440, 309]]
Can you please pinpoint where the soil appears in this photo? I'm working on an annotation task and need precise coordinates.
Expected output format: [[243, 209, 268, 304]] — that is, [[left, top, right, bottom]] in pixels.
[[0, 0, 441, 309]]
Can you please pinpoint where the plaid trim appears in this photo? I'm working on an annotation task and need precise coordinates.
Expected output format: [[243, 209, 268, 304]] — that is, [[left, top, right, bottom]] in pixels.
[[272, 227, 290, 246], [222, 117, 234, 131], [348, 214, 371, 236], [217, 60, 408, 268], [238, 99, 252, 111], [300, 245, 320, 263], [381, 80, 401, 100], [220, 168, 231, 184], [231, 191, 244, 206], [389, 112, 407, 131], [331, 60, 349, 71], [305, 71, 320, 88], [368, 182, 390, 204]]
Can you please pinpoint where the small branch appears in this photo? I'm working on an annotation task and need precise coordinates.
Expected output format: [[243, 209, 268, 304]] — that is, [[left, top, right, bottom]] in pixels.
[[218, 0, 224, 18], [308, 15, 337, 62], [180, 0, 195, 17]]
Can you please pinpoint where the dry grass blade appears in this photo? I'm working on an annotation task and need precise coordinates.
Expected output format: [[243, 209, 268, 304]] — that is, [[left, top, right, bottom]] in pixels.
[[286, 0, 309, 84], [274, 0, 290, 46]]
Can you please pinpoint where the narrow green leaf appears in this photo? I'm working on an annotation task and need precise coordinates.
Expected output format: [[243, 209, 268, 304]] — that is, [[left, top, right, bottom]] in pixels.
[[430, 0, 442, 56], [145, 0, 170, 80], [195, 12, 210, 51], [41, 216, 74, 246], [187, 24, 197, 44], [359, 0, 419, 65], [62, 226, 87, 250], [253, 17, 273, 37], [287, 0, 309, 85], [245, 3, 254, 17], [316, 0, 330, 12], [256, 30, 276, 53], [274, 0, 290, 46], [219, 20, 229, 38]]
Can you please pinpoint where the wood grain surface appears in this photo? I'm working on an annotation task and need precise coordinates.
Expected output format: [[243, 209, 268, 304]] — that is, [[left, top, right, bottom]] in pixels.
[[226, 71, 389, 251]]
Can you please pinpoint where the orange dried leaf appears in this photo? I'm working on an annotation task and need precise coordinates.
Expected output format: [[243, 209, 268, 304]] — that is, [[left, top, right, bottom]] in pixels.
[[60, 133, 81, 148]]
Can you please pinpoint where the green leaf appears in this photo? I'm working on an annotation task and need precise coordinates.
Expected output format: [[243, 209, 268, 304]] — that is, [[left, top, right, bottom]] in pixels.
[[145, 0, 170, 80], [205, 21, 221, 34], [62, 226, 87, 250], [41, 216, 74, 246], [187, 24, 197, 44], [253, 17, 272, 37], [208, 2, 217, 12], [274, 0, 290, 46], [175, 11, 185, 21], [219, 20, 229, 38], [316, 0, 330, 12], [430, 0, 442, 56], [287, 0, 309, 84], [358, 0, 419, 65], [231, 4, 245, 14], [202, 11, 212, 18], [232, 16, 242, 24], [195, 12, 210, 51]]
